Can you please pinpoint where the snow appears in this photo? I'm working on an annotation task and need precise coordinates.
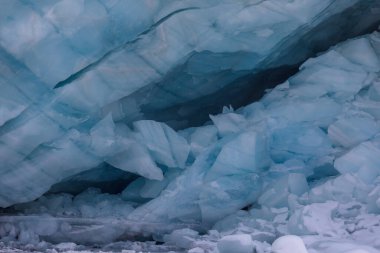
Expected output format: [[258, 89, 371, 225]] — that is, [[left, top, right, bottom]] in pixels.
[[272, 235, 308, 253]]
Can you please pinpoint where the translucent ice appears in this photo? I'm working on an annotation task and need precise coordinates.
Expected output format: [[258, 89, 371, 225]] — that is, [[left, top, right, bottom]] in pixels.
[[133, 120, 190, 169], [217, 234, 254, 253], [122, 30, 380, 251], [1, 0, 380, 209], [2, 1, 380, 252]]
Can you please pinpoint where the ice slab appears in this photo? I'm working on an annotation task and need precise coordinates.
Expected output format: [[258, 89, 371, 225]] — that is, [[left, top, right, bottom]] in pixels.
[[0, 215, 204, 245], [217, 234, 254, 253]]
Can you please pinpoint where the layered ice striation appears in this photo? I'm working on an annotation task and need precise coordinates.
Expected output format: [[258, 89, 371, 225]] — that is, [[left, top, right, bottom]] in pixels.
[[2, 0, 380, 252], [2, 25, 380, 253], [1, 0, 380, 209]]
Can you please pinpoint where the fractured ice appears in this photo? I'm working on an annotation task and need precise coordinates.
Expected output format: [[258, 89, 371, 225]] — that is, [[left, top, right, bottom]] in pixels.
[[1, 0, 379, 209], [1, 28, 380, 252], [2, 0, 380, 252]]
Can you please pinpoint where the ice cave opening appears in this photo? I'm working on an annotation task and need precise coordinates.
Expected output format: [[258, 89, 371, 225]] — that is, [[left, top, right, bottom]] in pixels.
[[2, 1, 380, 253]]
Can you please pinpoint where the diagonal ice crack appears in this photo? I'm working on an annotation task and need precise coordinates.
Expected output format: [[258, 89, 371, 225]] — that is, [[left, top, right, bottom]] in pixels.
[[53, 7, 200, 89]]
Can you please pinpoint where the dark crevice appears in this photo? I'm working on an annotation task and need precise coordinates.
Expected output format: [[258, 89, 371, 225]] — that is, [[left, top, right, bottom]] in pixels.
[[131, 1, 380, 129], [54, 1, 380, 131], [142, 65, 299, 129], [47, 163, 137, 195]]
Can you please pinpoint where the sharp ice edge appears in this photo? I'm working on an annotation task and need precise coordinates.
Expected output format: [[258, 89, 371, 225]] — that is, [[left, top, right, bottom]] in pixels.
[[1, 1, 380, 253]]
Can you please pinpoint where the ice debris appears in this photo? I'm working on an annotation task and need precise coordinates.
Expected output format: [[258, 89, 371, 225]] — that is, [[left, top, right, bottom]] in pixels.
[[217, 234, 254, 253]]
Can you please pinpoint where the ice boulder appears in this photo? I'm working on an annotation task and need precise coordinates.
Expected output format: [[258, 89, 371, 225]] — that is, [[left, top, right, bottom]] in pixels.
[[271, 235, 308, 253], [287, 202, 343, 237], [217, 234, 254, 253]]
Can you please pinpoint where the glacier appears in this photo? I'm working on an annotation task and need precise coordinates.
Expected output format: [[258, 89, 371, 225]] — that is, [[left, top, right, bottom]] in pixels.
[[1, 0, 380, 209], [2, 0, 380, 253]]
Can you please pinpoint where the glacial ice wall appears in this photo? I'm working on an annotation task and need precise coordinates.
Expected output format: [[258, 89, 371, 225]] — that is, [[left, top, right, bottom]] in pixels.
[[3, 29, 380, 253], [1, 1, 380, 252], [1, 0, 380, 209]]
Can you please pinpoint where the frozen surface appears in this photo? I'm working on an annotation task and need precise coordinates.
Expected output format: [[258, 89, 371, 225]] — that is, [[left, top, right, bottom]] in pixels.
[[2, 28, 380, 253], [271, 235, 308, 253], [217, 234, 254, 253], [2, 1, 380, 253], [1, 0, 380, 208]]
